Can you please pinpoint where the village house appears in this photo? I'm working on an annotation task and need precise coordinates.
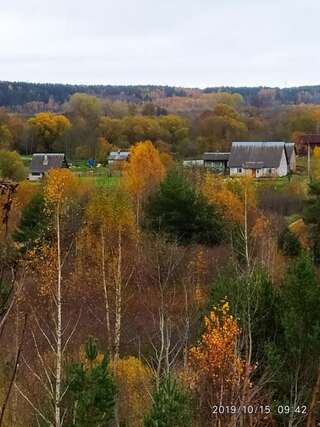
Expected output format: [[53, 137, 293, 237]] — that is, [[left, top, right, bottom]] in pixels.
[[183, 152, 230, 172], [203, 152, 230, 172], [229, 142, 294, 178], [284, 142, 297, 172], [107, 150, 130, 165], [28, 153, 69, 181]]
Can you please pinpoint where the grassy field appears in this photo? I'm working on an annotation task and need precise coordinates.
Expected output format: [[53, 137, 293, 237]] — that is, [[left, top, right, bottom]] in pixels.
[[79, 175, 121, 187]]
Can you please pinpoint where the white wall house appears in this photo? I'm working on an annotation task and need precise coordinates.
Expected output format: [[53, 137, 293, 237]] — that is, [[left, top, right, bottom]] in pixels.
[[285, 143, 297, 172], [229, 142, 292, 178], [28, 153, 69, 181], [107, 150, 130, 164]]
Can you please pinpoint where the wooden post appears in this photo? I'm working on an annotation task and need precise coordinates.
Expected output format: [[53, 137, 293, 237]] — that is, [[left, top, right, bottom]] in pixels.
[[308, 143, 311, 179]]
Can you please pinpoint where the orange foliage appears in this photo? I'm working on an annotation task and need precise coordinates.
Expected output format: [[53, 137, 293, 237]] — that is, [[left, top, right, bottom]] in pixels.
[[251, 215, 270, 240], [12, 181, 38, 210], [186, 301, 247, 417], [203, 174, 256, 225], [203, 174, 244, 223], [123, 141, 165, 200], [188, 301, 245, 387]]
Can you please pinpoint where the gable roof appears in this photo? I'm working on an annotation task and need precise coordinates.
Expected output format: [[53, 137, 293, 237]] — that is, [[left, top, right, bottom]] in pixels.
[[108, 151, 130, 161], [285, 143, 296, 160], [31, 153, 68, 173], [203, 152, 230, 161], [229, 142, 287, 169]]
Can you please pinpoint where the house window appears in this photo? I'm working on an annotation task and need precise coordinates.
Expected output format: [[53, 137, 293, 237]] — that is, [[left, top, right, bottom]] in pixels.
[[237, 168, 242, 173]]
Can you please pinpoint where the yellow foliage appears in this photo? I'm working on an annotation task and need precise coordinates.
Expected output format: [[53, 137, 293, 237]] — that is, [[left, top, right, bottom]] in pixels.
[[44, 168, 78, 208], [123, 141, 165, 199], [186, 301, 247, 410], [28, 113, 71, 151], [29, 113, 70, 135], [29, 244, 57, 297], [314, 146, 320, 159], [203, 173, 256, 224], [110, 356, 153, 427], [86, 186, 135, 234], [13, 180, 38, 210]]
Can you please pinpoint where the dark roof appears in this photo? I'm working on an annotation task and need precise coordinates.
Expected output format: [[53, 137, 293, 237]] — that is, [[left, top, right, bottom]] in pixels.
[[285, 143, 296, 160], [108, 151, 130, 161], [31, 153, 68, 173], [298, 134, 320, 145], [203, 152, 230, 161], [229, 142, 286, 169]]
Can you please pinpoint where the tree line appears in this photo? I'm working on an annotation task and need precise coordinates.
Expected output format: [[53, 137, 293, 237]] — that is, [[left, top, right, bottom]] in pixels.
[[2, 91, 320, 170], [1, 141, 320, 425], [3, 81, 320, 110]]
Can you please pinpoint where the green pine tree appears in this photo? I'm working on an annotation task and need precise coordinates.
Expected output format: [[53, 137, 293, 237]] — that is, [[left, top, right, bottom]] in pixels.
[[268, 252, 320, 422], [13, 192, 50, 251], [66, 337, 117, 427], [145, 170, 225, 245], [304, 180, 320, 262], [144, 376, 192, 427]]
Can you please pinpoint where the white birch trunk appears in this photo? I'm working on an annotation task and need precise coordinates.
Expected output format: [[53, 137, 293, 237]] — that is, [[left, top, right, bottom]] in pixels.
[[244, 186, 250, 270], [55, 207, 62, 427], [114, 228, 122, 359], [101, 227, 111, 352]]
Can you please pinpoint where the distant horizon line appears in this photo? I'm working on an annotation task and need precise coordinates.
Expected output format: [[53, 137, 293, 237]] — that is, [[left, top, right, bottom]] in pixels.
[[1, 80, 320, 91]]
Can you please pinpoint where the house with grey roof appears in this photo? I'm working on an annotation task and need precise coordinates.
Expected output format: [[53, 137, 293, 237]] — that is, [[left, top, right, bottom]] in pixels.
[[284, 143, 297, 172], [229, 142, 293, 178], [107, 150, 130, 164], [28, 153, 69, 181]]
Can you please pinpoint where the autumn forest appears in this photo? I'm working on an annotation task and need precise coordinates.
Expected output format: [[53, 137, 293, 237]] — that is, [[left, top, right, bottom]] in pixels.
[[1, 85, 320, 427]]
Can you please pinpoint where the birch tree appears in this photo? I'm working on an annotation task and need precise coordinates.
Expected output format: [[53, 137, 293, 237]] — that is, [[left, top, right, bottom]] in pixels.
[[44, 169, 78, 427], [123, 140, 165, 226], [86, 186, 135, 359], [16, 169, 79, 427]]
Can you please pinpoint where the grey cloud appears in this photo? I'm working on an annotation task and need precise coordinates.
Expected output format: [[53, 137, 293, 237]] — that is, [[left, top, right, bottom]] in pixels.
[[1, 0, 320, 87]]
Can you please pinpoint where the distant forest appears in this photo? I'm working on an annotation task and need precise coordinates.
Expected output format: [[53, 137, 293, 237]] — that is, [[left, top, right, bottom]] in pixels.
[[2, 80, 320, 110], [0, 81, 187, 108]]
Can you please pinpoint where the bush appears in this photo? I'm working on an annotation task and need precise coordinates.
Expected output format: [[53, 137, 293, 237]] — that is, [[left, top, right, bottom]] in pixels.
[[0, 150, 26, 181], [278, 226, 301, 256], [145, 170, 225, 245]]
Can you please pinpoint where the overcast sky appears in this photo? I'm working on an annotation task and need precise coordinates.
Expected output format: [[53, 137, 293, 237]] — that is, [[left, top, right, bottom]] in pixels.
[[1, 0, 319, 88]]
